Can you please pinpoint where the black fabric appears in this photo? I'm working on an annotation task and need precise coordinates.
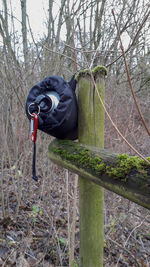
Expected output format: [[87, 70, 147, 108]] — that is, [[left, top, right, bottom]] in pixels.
[[26, 75, 78, 140]]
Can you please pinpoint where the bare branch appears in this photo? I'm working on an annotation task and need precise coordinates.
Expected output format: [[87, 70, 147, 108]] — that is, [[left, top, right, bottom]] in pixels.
[[112, 9, 150, 136], [107, 8, 150, 68]]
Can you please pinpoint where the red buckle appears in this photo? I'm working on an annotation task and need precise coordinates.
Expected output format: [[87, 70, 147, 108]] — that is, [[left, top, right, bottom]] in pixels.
[[30, 113, 38, 142]]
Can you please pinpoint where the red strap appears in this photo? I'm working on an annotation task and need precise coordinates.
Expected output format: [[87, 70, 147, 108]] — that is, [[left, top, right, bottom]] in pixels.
[[30, 113, 38, 142]]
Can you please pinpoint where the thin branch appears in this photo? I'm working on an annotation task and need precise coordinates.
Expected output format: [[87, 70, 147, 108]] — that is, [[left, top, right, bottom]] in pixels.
[[112, 9, 150, 136], [90, 68, 150, 164], [69, 174, 78, 266], [116, 216, 148, 267], [64, 43, 122, 54], [107, 8, 150, 68], [107, 237, 141, 267], [43, 44, 83, 68]]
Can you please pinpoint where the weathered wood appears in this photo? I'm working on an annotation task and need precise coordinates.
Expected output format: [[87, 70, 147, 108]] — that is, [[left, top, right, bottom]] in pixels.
[[77, 69, 105, 267], [48, 139, 150, 210]]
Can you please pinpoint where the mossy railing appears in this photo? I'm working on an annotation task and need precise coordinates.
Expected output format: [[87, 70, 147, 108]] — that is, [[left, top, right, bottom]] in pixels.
[[48, 139, 150, 210]]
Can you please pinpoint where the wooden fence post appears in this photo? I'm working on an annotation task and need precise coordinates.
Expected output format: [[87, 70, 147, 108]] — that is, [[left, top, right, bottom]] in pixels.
[[48, 67, 150, 265], [77, 66, 107, 267]]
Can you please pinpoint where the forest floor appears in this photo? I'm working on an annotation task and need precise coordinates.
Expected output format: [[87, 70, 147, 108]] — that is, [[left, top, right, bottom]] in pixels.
[[0, 161, 150, 267]]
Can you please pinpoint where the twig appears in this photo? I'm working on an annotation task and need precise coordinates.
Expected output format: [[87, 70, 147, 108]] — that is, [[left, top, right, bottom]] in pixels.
[[112, 9, 150, 136], [107, 9, 150, 68], [107, 237, 141, 267], [66, 169, 70, 252], [89, 42, 101, 69], [69, 174, 78, 266], [115, 216, 148, 267], [1, 153, 6, 218], [43, 44, 83, 68], [64, 43, 121, 53], [129, 212, 150, 223]]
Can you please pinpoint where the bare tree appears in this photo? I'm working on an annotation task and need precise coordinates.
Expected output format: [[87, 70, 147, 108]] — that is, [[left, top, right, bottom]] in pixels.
[[48, 0, 55, 42], [20, 0, 28, 71]]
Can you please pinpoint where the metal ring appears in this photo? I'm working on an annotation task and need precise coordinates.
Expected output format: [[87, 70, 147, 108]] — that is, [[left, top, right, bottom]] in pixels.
[[28, 103, 40, 117]]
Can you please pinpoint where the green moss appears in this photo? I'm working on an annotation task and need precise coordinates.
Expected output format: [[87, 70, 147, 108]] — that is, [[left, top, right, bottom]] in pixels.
[[53, 147, 105, 175], [75, 69, 90, 81], [75, 65, 107, 82], [92, 65, 108, 76], [106, 153, 150, 180], [53, 146, 150, 182]]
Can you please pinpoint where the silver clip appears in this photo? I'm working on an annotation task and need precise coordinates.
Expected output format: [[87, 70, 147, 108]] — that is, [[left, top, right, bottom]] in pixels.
[[28, 103, 40, 117]]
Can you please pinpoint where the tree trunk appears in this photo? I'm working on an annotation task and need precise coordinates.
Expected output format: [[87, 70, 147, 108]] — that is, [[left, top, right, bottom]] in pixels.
[[21, 0, 28, 71]]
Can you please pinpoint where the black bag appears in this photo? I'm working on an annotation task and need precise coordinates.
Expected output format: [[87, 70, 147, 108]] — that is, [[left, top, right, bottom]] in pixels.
[[25, 75, 78, 181], [26, 75, 78, 140]]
